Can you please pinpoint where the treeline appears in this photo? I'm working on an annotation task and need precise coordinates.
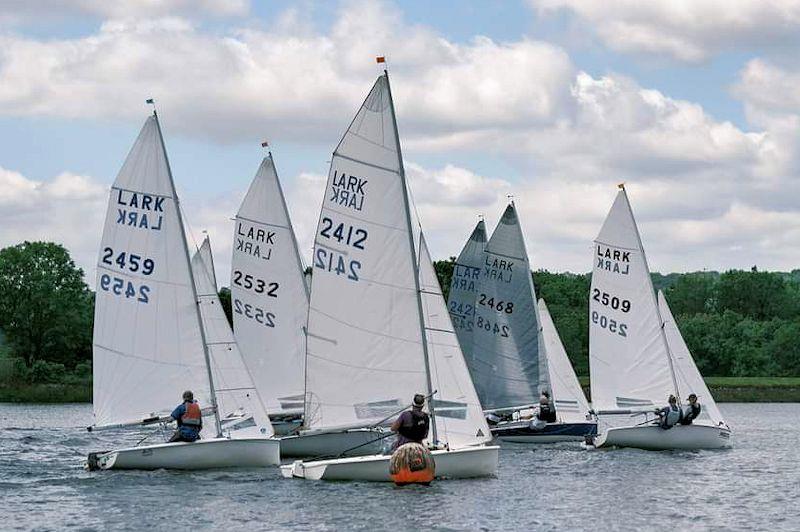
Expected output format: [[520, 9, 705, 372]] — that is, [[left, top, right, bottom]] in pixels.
[[434, 261, 800, 377], [1, 241, 798, 390]]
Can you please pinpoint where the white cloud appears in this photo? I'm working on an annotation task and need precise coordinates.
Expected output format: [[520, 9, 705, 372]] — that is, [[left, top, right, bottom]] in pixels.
[[0, 167, 106, 278], [532, 0, 800, 62], [0, 0, 249, 25]]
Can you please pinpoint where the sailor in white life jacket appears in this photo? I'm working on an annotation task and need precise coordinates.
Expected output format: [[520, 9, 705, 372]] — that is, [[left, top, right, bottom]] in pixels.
[[655, 395, 682, 430]]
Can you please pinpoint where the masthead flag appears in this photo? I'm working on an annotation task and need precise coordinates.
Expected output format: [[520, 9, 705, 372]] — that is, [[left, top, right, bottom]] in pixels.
[[376, 56, 386, 63]]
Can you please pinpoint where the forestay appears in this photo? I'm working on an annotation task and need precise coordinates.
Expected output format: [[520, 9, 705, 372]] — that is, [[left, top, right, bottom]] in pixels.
[[589, 189, 677, 412], [470, 203, 545, 411], [538, 299, 590, 423], [448, 221, 486, 364], [304, 73, 429, 431], [231, 155, 308, 415], [92, 116, 212, 428], [192, 238, 273, 436], [418, 234, 493, 448], [658, 291, 726, 427]]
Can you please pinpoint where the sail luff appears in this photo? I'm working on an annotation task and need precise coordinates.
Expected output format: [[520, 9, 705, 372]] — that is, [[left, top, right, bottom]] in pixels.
[[383, 69, 439, 445], [153, 111, 222, 437], [619, 187, 680, 399]]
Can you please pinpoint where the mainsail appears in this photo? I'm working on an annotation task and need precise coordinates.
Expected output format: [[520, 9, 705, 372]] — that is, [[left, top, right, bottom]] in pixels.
[[303, 71, 489, 452], [470, 203, 545, 411], [192, 237, 273, 436], [92, 115, 216, 430], [231, 154, 308, 415], [658, 291, 727, 427], [538, 299, 590, 423], [304, 73, 428, 432], [589, 188, 678, 412], [448, 221, 487, 363], [418, 234, 493, 447]]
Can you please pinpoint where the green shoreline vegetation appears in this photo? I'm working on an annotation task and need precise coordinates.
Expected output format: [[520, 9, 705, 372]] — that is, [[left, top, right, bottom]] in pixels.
[[1, 241, 799, 404]]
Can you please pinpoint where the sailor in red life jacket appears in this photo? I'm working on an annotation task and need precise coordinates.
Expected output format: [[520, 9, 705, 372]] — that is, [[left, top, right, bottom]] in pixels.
[[390, 394, 430, 450], [168, 390, 203, 443]]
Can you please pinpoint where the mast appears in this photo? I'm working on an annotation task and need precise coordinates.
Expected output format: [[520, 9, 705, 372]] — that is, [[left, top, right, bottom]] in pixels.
[[383, 68, 439, 446], [618, 184, 680, 399], [152, 108, 223, 437]]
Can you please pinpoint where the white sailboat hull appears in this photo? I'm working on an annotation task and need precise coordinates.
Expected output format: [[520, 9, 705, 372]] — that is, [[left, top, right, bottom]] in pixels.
[[280, 445, 499, 481], [279, 428, 387, 458], [592, 423, 732, 450], [89, 437, 280, 470]]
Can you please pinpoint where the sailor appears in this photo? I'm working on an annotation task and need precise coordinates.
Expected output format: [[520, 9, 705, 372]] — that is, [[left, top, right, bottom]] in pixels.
[[390, 393, 430, 450], [537, 390, 557, 423], [655, 395, 681, 430], [679, 393, 702, 425], [168, 390, 202, 443]]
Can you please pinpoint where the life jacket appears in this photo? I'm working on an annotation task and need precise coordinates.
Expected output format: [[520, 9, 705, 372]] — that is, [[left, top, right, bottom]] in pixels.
[[537, 400, 557, 423], [680, 403, 701, 425], [180, 401, 202, 428], [659, 404, 681, 429], [398, 410, 429, 442]]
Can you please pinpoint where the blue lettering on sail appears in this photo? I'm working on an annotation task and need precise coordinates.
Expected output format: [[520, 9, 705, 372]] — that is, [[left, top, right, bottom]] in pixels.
[[115, 189, 164, 231], [328, 170, 367, 212]]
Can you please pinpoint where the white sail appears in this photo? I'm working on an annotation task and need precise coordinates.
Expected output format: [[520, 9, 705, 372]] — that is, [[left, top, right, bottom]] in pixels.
[[92, 115, 212, 427], [304, 74, 428, 431], [538, 299, 591, 423], [418, 234, 492, 448], [448, 220, 487, 364], [471, 203, 545, 411], [192, 238, 273, 436], [589, 189, 677, 412], [231, 155, 308, 415], [658, 291, 726, 427]]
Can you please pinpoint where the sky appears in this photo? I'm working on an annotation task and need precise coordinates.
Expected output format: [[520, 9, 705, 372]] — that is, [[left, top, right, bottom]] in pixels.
[[2, 0, 800, 284]]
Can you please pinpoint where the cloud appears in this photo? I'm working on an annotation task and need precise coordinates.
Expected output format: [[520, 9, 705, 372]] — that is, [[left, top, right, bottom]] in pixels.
[[532, 0, 800, 62], [0, 1, 574, 145], [0, 167, 106, 278], [0, 0, 249, 25]]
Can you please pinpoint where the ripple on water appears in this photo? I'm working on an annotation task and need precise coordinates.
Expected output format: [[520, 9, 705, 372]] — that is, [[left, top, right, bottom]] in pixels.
[[1, 403, 800, 531]]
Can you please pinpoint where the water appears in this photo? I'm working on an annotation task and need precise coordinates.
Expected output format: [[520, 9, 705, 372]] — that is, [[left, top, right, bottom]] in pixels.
[[1, 403, 797, 531]]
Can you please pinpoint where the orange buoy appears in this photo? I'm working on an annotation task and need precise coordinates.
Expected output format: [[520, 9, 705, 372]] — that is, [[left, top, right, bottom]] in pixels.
[[389, 442, 435, 485]]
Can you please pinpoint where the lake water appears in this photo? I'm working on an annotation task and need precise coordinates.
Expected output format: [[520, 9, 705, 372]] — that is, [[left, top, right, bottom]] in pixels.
[[1, 403, 797, 531]]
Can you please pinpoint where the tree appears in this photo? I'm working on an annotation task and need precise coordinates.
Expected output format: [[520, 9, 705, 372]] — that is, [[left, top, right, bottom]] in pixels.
[[434, 258, 456, 301], [0, 242, 93, 368], [717, 270, 797, 320], [218, 287, 233, 328], [664, 272, 717, 315]]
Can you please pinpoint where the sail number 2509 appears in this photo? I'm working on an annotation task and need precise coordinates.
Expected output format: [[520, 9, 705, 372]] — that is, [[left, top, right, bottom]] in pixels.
[[591, 311, 627, 337]]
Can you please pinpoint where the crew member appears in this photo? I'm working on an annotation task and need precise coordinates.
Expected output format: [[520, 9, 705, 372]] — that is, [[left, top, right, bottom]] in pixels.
[[679, 393, 702, 425], [537, 390, 557, 423], [169, 390, 202, 443], [655, 395, 681, 430], [390, 393, 430, 450]]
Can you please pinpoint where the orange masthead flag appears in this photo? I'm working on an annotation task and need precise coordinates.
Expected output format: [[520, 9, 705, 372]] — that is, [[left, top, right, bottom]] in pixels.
[[376, 56, 386, 63]]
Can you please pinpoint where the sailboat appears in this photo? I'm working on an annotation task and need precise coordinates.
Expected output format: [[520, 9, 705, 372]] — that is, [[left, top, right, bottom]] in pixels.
[[230, 150, 309, 438], [586, 185, 731, 450], [86, 112, 280, 470], [449, 204, 595, 442], [281, 69, 499, 481]]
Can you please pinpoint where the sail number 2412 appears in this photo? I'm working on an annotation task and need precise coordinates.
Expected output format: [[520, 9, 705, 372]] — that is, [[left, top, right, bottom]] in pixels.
[[314, 216, 367, 282]]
